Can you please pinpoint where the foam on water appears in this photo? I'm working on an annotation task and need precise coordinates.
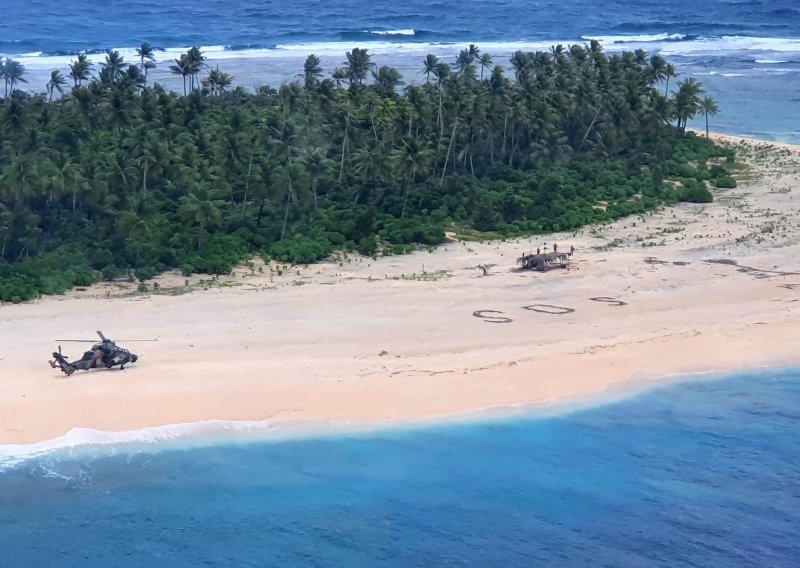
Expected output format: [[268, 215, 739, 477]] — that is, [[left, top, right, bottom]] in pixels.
[[0, 419, 365, 472], [0, 366, 744, 474], [580, 32, 688, 43], [369, 29, 417, 36], [8, 34, 800, 72]]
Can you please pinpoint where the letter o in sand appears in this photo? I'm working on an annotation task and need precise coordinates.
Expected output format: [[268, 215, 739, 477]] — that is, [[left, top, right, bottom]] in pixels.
[[472, 310, 513, 324], [589, 296, 628, 306], [521, 304, 575, 315]]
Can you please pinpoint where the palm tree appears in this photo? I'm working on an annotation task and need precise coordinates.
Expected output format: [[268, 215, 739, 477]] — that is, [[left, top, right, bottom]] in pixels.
[[302, 148, 331, 211], [331, 66, 348, 88], [136, 42, 156, 85], [344, 47, 372, 86], [270, 163, 307, 240], [68, 54, 93, 87], [45, 70, 67, 102], [185, 47, 205, 91], [674, 78, 704, 131], [303, 54, 323, 87], [122, 64, 147, 90], [391, 137, 434, 217], [203, 66, 233, 96], [178, 186, 223, 249], [663, 63, 678, 96], [0, 204, 12, 259], [509, 50, 531, 81], [647, 54, 667, 86], [372, 65, 403, 96], [100, 50, 126, 84], [1, 58, 28, 98], [170, 55, 191, 95], [421, 54, 438, 84], [454, 49, 473, 75], [699, 95, 719, 138], [478, 53, 493, 81]]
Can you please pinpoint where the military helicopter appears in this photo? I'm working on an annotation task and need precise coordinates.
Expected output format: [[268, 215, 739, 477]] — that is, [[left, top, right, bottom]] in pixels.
[[48, 331, 155, 376]]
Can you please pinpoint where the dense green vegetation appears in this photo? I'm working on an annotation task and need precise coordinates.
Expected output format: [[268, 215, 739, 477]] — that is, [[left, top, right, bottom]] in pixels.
[[0, 42, 734, 302]]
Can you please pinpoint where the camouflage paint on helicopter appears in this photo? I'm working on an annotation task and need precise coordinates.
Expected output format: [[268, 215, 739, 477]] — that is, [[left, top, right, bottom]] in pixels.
[[48, 331, 153, 375]]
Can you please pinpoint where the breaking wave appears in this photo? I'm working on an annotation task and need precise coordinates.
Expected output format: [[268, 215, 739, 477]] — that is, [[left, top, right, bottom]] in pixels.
[[0, 419, 364, 472], [6, 34, 800, 70]]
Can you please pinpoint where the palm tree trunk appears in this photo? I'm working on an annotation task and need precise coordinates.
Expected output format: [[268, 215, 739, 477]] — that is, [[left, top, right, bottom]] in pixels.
[[501, 112, 509, 162], [312, 180, 318, 212], [705, 112, 709, 137], [400, 177, 408, 218], [440, 120, 460, 185], [241, 154, 253, 214], [438, 83, 444, 133], [281, 191, 291, 240], [339, 114, 349, 182], [256, 198, 266, 228]]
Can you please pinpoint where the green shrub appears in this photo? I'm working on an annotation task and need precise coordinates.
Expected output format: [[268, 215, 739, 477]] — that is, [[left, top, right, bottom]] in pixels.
[[380, 218, 445, 245], [268, 235, 333, 264], [101, 264, 121, 280], [136, 266, 157, 281], [708, 164, 729, 177], [357, 235, 377, 256], [712, 176, 737, 189], [678, 180, 714, 203]]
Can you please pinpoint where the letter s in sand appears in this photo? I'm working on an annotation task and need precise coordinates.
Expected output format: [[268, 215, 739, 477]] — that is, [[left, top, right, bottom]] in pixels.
[[473, 310, 513, 323]]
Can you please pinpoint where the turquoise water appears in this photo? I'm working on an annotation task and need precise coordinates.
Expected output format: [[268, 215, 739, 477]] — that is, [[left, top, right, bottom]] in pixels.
[[2, 368, 799, 566]]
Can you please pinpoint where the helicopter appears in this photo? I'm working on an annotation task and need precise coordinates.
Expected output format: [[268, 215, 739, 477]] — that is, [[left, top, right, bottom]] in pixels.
[[48, 331, 155, 376]]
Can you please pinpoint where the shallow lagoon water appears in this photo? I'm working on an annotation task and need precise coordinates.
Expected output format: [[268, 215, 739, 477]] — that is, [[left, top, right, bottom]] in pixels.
[[2, 368, 798, 566]]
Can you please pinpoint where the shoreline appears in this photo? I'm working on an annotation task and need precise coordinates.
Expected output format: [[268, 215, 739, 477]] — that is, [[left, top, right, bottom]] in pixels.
[[1, 363, 795, 464], [2, 133, 800, 446]]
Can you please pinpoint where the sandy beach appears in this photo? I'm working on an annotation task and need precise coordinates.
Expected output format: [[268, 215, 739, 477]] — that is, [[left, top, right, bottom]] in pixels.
[[1, 134, 799, 445]]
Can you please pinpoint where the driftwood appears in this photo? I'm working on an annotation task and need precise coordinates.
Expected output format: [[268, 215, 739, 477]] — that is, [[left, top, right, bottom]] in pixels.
[[476, 263, 496, 276]]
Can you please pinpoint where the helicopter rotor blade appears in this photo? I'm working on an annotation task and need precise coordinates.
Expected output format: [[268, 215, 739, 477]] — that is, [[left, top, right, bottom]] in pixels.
[[55, 338, 158, 342]]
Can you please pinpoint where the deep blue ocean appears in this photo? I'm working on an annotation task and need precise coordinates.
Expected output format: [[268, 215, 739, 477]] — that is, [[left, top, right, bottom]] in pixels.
[[2, 368, 799, 566], [0, 0, 798, 142]]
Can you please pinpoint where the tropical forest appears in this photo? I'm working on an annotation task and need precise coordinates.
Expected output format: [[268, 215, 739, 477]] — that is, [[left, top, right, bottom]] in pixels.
[[0, 41, 733, 302]]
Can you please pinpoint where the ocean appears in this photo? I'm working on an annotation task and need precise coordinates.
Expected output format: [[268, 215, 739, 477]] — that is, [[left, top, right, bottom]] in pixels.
[[0, 0, 798, 143], [3, 1, 800, 564], [1, 368, 799, 565]]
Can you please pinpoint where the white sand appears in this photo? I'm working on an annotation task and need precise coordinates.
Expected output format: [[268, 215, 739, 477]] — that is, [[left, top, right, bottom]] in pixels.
[[2, 134, 800, 444]]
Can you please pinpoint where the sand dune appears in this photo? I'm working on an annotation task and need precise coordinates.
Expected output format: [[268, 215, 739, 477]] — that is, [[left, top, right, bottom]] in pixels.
[[2, 134, 799, 444]]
